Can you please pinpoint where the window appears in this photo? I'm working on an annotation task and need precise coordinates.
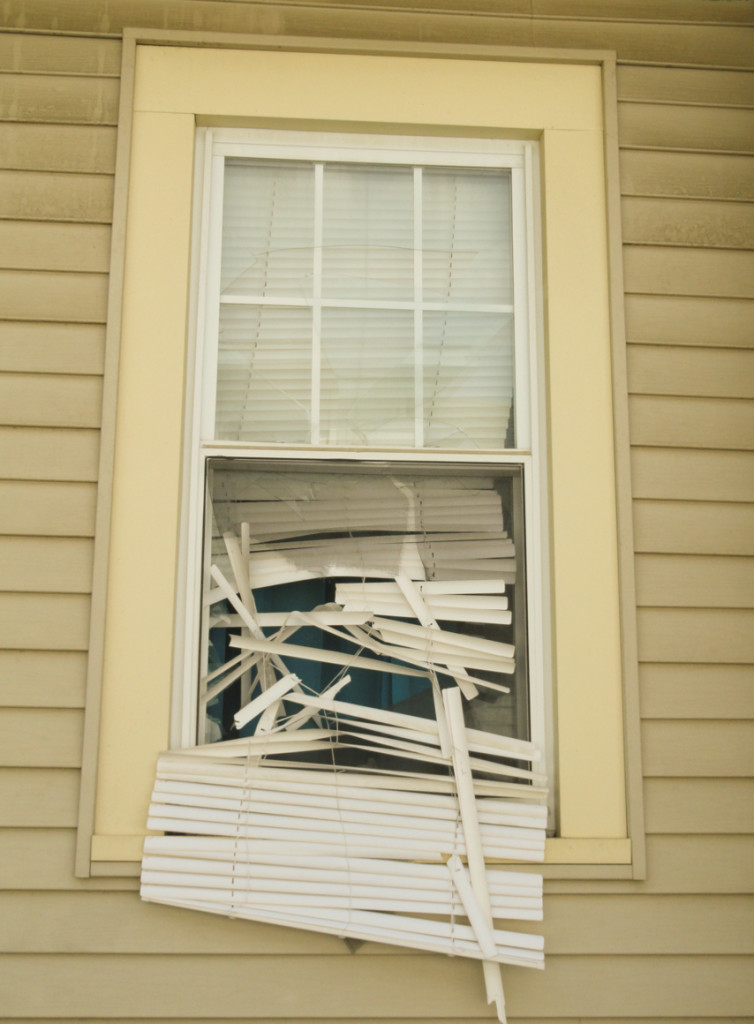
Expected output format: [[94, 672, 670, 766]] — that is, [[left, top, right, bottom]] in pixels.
[[179, 133, 549, 784], [80, 42, 638, 876]]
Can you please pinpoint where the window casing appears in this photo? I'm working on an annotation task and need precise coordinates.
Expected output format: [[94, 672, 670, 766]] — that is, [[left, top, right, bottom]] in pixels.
[[176, 131, 550, 790], [80, 43, 638, 874]]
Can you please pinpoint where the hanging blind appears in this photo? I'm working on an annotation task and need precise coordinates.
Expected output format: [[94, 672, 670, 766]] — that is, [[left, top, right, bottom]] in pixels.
[[215, 158, 516, 449], [143, 691, 546, 1024]]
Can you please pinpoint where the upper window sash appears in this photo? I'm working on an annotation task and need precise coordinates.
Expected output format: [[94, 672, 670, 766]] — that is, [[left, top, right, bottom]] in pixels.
[[197, 130, 536, 454]]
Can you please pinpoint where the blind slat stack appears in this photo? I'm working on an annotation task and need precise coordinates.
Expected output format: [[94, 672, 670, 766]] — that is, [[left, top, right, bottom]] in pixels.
[[142, 687, 546, 1024]]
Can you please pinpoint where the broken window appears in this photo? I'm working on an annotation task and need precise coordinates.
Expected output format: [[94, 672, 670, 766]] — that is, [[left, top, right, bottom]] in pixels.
[[201, 462, 529, 749]]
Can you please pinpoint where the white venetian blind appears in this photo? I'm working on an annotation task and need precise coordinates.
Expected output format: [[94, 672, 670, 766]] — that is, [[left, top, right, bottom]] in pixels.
[[142, 691, 547, 1024], [215, 157, 516, 449]]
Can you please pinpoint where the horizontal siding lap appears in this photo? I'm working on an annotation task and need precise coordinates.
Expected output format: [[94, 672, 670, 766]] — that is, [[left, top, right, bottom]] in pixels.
[[0, 1, 751, 64], [625, 295, 753, 347], [0, 536, 94, 593], [0, 829, 139, 891], [639, 664, 754, 720], [0, 592, 90, 649], [633, 501, 754, 555], [616, 66, 754, 106], [0, 768, 79, 826], [0, 952, 751, 1017], [0, 890, 347, 954], [628, 394, 754, 449], [0, 708, 83, 767], [619, 151, 754, 202], [0, 889, 751, 955], [623, 246, 754, 298], [548, 837, 754, 894], [0, 72, 119, 125], [0, 269, 108, 323], [637, 607, 754, 662], [0, 480, 97, 537], [0, 426, 100, 481], [528, 20, 754, 67], [0, 322, 105, 374], [635, 553, 754, 607], [644, 778, 754, 834], [0, 123, 117, 173], [0, 373, 103, 428], [0, 170, 113, 223], [0, 221, 111, 272], [621, 196, 754, 249], [533, 895, 754, 954], [627, 345, 754, 398], [631, 448, 754, 501], [0, 1018, 751, 1024], [642, 720, 754, 777], [618, 102, 754, 153], [0, 33, 122, 75], [0, 650, 87, 706]]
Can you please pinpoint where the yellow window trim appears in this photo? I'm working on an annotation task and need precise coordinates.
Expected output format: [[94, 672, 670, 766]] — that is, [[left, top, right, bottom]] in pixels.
[[77, 35, 643, 879]]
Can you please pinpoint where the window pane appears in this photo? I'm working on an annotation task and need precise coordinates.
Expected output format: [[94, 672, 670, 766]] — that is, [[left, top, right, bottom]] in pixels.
[[221, 160, 315, 299], [322, 165, 414, 301], [202, 462, 528, 751], [215, 304, 312, 443], [423, 168, 513, 305], [320, 308, 415, 446], [215, 156, 522, 451], [424, 312, 515, 449]]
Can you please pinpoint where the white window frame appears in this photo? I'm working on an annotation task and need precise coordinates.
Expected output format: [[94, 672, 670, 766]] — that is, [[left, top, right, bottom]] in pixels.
[[171, 127, 552, 804]]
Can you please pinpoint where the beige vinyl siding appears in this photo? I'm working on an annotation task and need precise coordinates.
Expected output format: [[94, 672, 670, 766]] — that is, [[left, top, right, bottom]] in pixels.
[[0, 650, 87, 705], [0, 3, 752, 1022]]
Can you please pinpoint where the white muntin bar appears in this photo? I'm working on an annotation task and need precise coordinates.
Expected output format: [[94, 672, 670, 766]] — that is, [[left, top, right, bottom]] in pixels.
[[310, 161, 323, 444], [413, 165, 424, 448], [217, 294, 514, 315]]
